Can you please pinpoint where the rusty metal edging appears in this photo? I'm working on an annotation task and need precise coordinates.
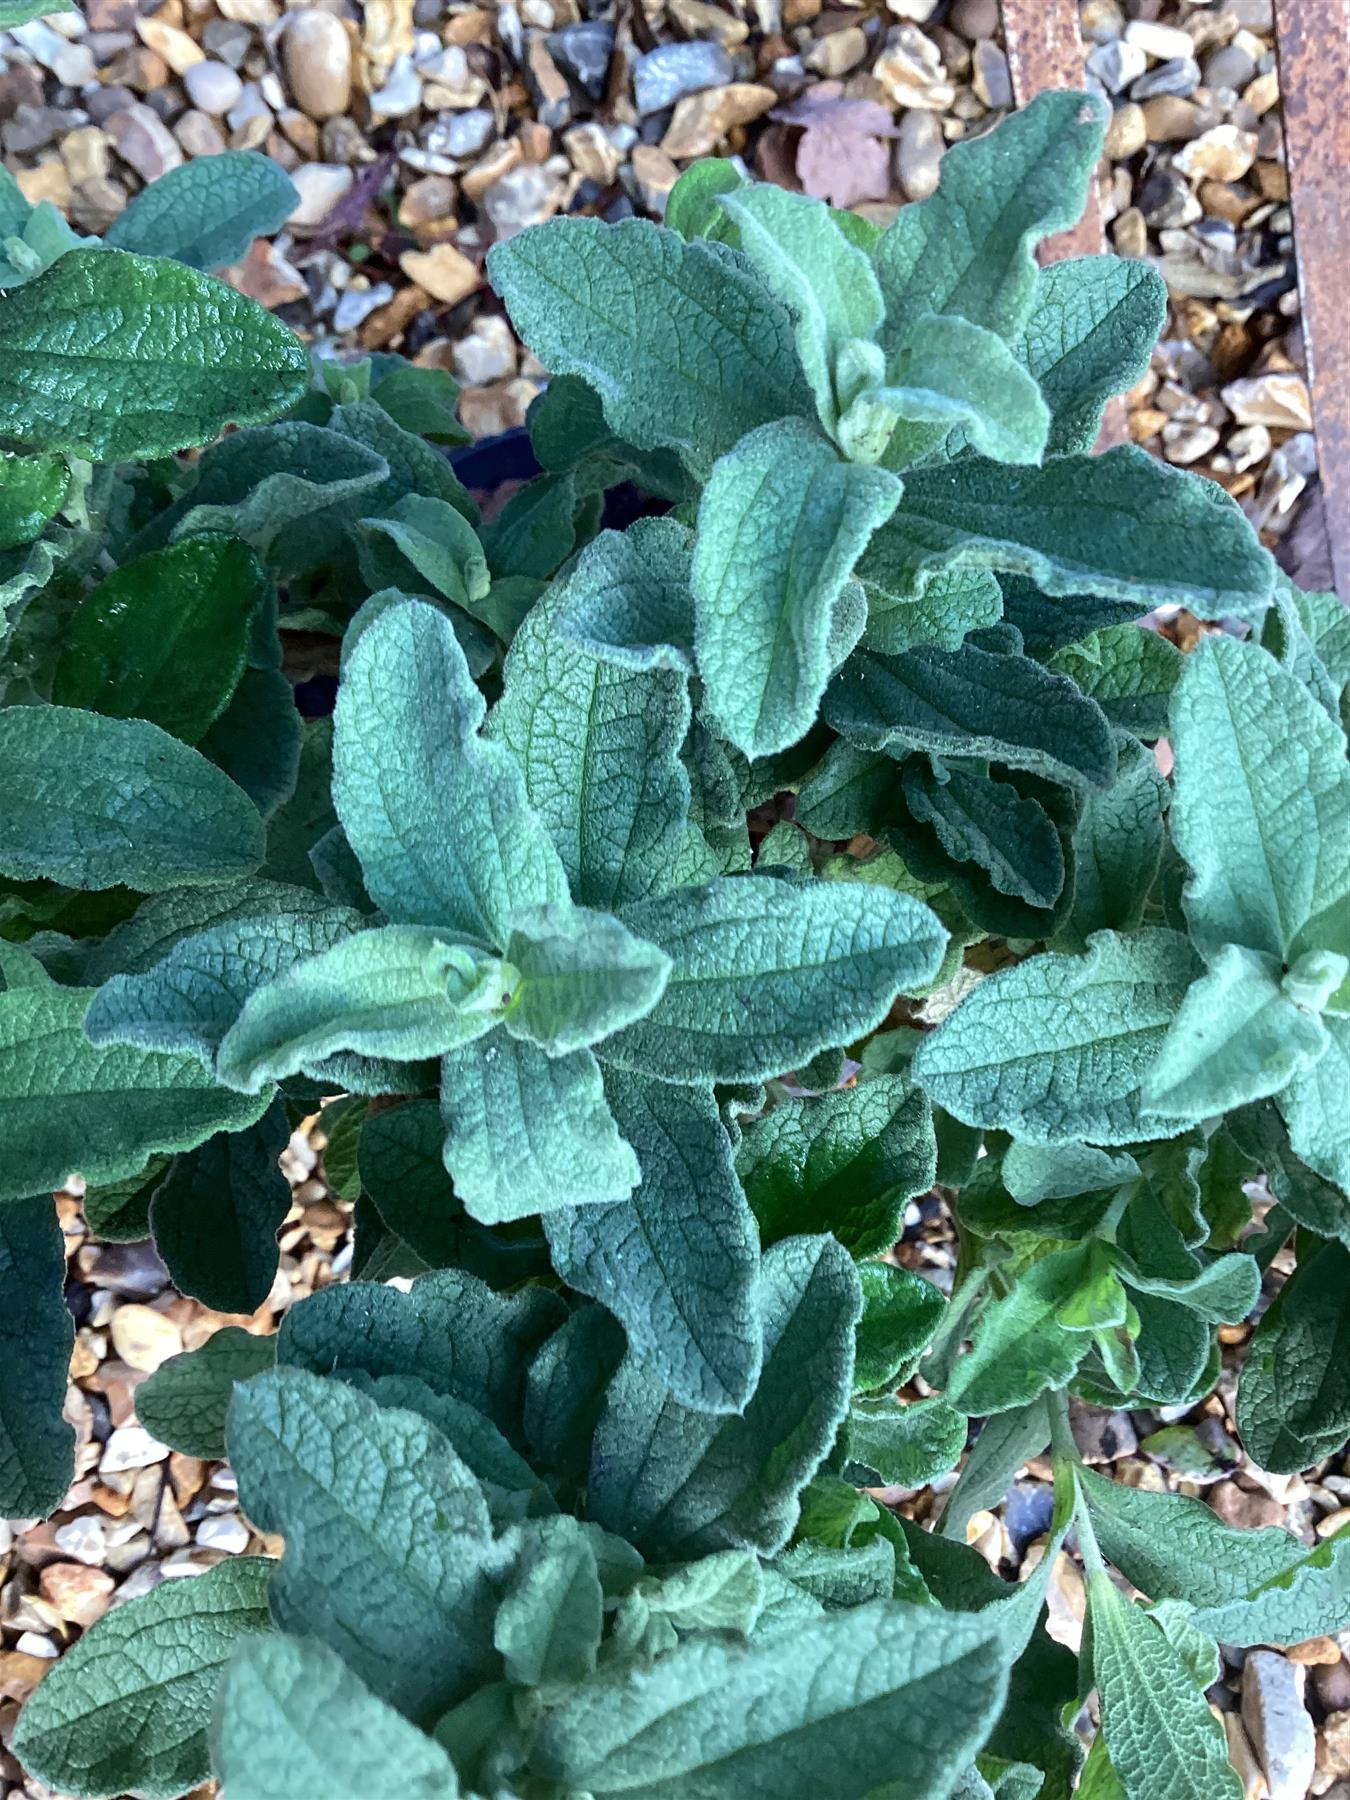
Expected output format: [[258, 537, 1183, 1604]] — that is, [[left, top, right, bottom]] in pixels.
[[1274, 0, 1350, 603]]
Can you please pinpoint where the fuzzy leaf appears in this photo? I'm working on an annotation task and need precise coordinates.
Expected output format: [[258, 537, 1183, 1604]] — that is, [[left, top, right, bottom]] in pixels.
[[0, 451, 68, 550], [1051, 625, 1181, 739], [915, 929, 1202, 1145], [494, 1515, 604, 1687], [227, 1366, 508, 1725], [0, 706, 264, 892], [902, 760, 1066, 913], [0, 1195, 73, 1517], [1236, 1239, 1350, 1473], [137, 1326, 276, 1460], [533, 1598, 1010, 1800], [875, 90, 1108, 350], [1061, 735, 1167, 949], [1281, 1011, 1350, 1195], [693, 418, 901, 757], [588, 1234, 860, 1559], [1089, 1574, 1241, 1800], [879, 313, 1050, 470], [606, 877, 947, 1083], [868, 447, 1273, 618], [104, 151, 297, 271], [854, 1261, 947, 1391], [845, 1395, 967, 1486], [1169, 634, 1350, 960], [334, 597, 568, 941], [441, 1030, 638, 1222], [546, 1069, 760, 1414], [11, 1558, 272, 1800], [503, 903, 671, 1055], [945, 1245, 1099, 1414], [738, 1076, 935, 1259], [0, 985, 269, 1204], [827, 639, 1116, 791], [212, 1633, 462, 1800], [488, 218, 813, 477], [0, 249, 308, 461], [1016, 257, 1166, 456]]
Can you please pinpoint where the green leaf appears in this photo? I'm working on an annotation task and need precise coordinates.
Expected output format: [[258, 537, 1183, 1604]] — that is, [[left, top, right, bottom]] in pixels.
[[494, 1515, 603, 1687], [875, 90, 1108, 351], [1088, 1572, 1242, 1800], [1236, 1239, 1350, 1472], [666, 158, 746, 241], [0, 0, 76, 25], [1051, 624, 1181, 739], [201, 665, 302, 819], [149, 1099, 291, 1313], [1281, 1010, 1350, 1195], [1002, 1142, 1139, 1206], [939, 1400, 1050, 1542], [369, 360, 471, 445], [738, 1076, 935, 1259], [1015, 256, 1166, 456], [441, 1029, 638, 1222], [137, 1326, 276, 1460], [1168, 634, 1350, 960], [0, 249, 309, 461], [867, 447, 1273, 618], [227, 1366, 508, 1725], [1143, 943, 1330, 1120], [330, 399, 476, 524], [827, 638, 1116, 791], [81, 1156, 168, 1241], [902, 760, 1066, 913], [693, 418, 900, 758], [0, 985, 269, 1205], [1060, 734, 1167, 949], [878, 313, 1050, 471], [845, 1394, 967, 1486], [0, 706, 264, 892], [479, 469, 578, 582], [11, 1558, 273, 1800], [488, 217, 813, 478], [524, 1303, 627, 1486], [854, 1262, 947, 1391], [212, 1633, 462, 1800], [85, 890, 362, 1067], [860, 563, 1004, 657], [945, 1245, 1097, 1414], [103, 151, 297, 271], [606, 876, 948, 1083], [216, 926, 512, 1091], [915, 929, 1202, 1145], [589, 1234, 860, 1559], [493, 577, 713, 909], [0, 452, 68, 551], [1076, 1465, 1349, 1647], [0, 1195, 73, 1517], [359, 493, 489, 614], [715, 184, 883, 433], [52, 537, 267, 743], [546, 1069, 760, 1414], [334, 597, 568, 941], [550, 516, 695, 674], [503, 903, 671, 1055], [278, 1269, 563, 1440], [532, 1597, 1011, 1800]]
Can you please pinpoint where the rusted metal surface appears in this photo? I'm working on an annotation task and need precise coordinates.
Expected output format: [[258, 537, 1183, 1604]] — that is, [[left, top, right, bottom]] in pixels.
[[1000, 0, 1126, 444], [1000, 0, 1106, 264], [1274, 0, 1350, 602]]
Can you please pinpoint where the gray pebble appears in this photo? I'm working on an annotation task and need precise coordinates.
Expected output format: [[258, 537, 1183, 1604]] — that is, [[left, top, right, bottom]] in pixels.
[[972, 39, 1011, 108], [1131, 56, 1202, 100], [200, 17, 251, 66], [947, 0, 999, 40], [424, 109, 494, 158], [548, 21, 615, 100], [1086, 38, 1145, 94], [1204, 43, 1257, 92], [633, 40, 734, 115], [182, 59, 243, 118]]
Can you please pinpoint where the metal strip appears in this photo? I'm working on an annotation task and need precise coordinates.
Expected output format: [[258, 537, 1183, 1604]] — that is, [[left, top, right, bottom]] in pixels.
[[1274, 0, 1350, 601]]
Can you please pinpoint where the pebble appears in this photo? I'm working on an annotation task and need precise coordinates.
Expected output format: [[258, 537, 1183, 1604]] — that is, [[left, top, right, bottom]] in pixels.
[[1211, 1480, 1287, 1531], [874, 25, 955, 110], [1142, 94, 1208, 142], [39, 1561, 115, 1628], [105, 101, 182, 181], [885, 0, 939, 17], [895, 106, 944, 201], [948, 0, 998, 35], [1132, 57, 1202, 101], [1163, 420, 1220, 464], [425, 110, 495, 161], [60, 125, 112, 185], [630, 142, 680, 213], [201, 17, 251, 65], [633, 40, 734, 116], [287, 160, 353, 229], [1323, 1714, 1350, 1784], [333, 280, 395, 331], [1221, 373, 1313, 431], [483, 160, 563, 236], [196, 1512, 251, 1554], [1206, 42, 1259, 92], [562, 119, 621, 185], [399, 240, 481, 304], [369, 51, 421, 118], [283, 8, 352, 121], [548, 20, 615, 101], [971, 40, 1010, 109], [806, 27, 868, 77], [1175, 124, 1258, 182], [661, 81, 776, 159], [136, 14, 203, 75], [9, 19, 97, 87], [1087, 39, 1145, 94], [109, 1304, 182, 1375], [450, 316, 516, 388], [1105, 101, 1146, 159], [101, 1425, 170, 1475], [1125, 20, 1196, 63], [1243, 1652, 1316, 1800], [183, 59, 243, 117], [52, 1515, 109, 1566]]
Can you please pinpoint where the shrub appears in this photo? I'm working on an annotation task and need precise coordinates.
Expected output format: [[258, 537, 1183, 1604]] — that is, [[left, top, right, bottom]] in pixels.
[[1, 90, 1347, 1800]]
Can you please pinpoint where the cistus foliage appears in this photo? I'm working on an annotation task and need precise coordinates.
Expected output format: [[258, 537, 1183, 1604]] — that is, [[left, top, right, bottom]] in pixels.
[[1, 90, 1347, 1800]]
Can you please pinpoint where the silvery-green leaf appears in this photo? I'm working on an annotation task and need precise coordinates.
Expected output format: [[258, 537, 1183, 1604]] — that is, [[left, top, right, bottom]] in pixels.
[[137, 1326, 276, 1461], [878, 312, 1050, 471], [1059, 734, 1167, 951], [103, 151, 297, 270], [0, 1195, 73, 1518], [494, 1515, 603, 1688], [1236, 1238, 1350, 1473], [1280, 1011, 1350, 1195], [503, 902, 671, 1055]]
